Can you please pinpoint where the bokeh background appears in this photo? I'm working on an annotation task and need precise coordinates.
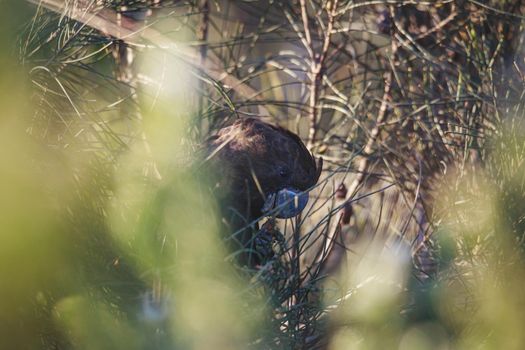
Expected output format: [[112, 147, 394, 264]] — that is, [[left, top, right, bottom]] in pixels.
[[3, 1, 525, 349]]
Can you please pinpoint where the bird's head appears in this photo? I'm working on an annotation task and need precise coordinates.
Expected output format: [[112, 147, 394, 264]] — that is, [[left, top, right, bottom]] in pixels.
[[207, 118, 322, 221]]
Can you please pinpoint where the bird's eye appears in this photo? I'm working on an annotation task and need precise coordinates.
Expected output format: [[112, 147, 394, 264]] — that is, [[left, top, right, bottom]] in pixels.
[[279, 168, 289, 178]]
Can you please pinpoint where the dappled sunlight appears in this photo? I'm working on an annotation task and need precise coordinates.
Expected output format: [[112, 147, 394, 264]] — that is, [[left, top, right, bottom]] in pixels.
[[3, 1, 525, 349]]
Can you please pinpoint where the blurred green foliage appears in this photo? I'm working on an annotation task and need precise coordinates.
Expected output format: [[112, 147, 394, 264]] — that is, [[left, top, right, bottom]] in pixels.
[[0, 2, 265, 349], [4, 1, 525, 349]]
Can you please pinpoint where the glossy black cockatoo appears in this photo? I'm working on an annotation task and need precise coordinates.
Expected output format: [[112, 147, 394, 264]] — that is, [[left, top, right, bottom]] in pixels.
[[205, 118, 322, 265]]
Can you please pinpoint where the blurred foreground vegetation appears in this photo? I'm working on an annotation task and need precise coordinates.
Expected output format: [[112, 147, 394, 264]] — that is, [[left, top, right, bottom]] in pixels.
[[3, 1, 525, 349]]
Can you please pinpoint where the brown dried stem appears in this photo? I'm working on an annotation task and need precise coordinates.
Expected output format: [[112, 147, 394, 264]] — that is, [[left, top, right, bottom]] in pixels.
[[314, 24, 399, 282], [303, 0, 339, 150]]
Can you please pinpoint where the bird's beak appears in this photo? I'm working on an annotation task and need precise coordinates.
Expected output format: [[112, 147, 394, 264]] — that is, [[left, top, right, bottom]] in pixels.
[[262, 188, 309, 218]]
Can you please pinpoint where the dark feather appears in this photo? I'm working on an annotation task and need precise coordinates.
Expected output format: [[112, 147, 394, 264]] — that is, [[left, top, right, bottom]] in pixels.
[[205, 118, 322, 265]]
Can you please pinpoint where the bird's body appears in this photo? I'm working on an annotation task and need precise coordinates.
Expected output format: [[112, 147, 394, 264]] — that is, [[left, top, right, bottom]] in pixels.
[[205, 118, 322, 265]]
